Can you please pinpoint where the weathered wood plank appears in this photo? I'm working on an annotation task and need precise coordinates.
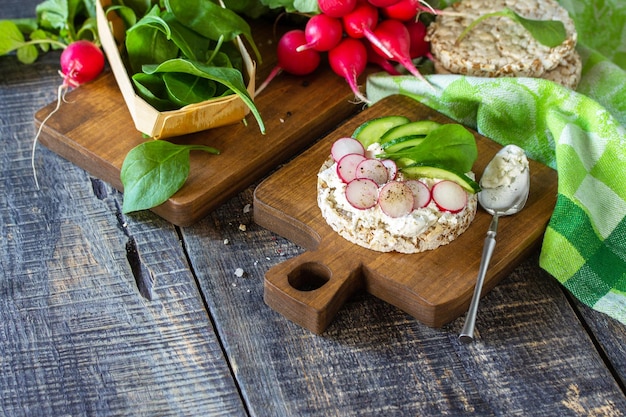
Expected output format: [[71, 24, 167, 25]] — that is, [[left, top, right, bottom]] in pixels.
[[1, 49, 247, 417], [183, 181, 626, 416]]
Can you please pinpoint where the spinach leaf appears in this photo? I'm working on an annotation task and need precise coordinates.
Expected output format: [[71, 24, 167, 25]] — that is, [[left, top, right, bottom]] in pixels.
[[380, 124, 478, 173], [132, 72, 180, 111], [165, 0, 261, 62], [142, 58, 265, 133], [125, 10, 179, 74], [456, 8, 567, 48], [121, 140, 220, 213], [162, 72, 217, 106]]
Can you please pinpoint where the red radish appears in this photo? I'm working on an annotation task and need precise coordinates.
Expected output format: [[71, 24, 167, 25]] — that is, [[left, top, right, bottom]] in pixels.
[[365, 41, 401, 75], [345, 178, 379, 210], [318, 0, 357, 18], [367, 0, 401, 8], [32, 40, 105, 189], [378, 181, 414, 218], [405, 180, 431, 208], [337, 153, 367, 182], [355, 158, 388, 185], [328, 38, 370, 104], [370, 19, 432, 87], [405, 20, 429, 58], [381, 159, 398, 180], [255, 30, 321, 96], [431, 180, 468, 213], [331, 137, 365, 162], [342, 3, 393, 59], [297, 14, 343, 52], [381, 0, 419, 21]]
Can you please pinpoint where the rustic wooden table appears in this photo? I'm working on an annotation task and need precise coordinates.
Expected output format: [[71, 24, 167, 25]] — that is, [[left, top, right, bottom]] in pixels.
[[2, 2, 625, 416]]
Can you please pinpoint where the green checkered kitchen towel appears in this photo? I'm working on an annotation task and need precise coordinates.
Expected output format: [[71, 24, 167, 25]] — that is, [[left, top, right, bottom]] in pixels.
[[366, 0, 626, 325]]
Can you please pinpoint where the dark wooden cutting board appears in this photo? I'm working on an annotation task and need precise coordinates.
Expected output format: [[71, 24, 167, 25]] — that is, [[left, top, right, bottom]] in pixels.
[[33, 21, 366, 226], [254, 95, 558, 334]]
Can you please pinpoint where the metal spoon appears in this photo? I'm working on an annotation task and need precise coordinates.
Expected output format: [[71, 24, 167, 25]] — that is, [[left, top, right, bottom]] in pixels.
[[459, 145, 531, 343]]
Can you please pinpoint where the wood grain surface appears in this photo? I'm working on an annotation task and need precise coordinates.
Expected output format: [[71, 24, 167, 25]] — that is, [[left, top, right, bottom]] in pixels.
[[254, 95, 558, 333], [33, 20, 366, 226], [2, 2, 626, 416]]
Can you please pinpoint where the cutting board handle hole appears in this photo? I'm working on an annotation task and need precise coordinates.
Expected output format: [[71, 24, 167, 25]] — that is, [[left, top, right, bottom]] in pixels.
[[288, 262, 330, 292]]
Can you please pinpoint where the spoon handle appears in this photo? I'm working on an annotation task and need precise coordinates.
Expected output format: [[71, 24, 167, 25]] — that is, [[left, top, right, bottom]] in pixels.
[[459, 214, 499, 343]]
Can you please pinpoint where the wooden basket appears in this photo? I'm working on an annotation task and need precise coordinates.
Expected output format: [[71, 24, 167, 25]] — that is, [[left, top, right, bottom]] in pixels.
[[95, 0, 256, 139]]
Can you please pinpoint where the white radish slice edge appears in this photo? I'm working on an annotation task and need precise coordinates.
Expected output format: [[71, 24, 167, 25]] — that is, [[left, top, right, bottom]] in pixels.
[[405, 180, 431, 208], [345, 178, 379, 210], [331, 137, 365, 162], [378, 181, 414, 218], [380, 159, 398, 181], [355, 158, 389, 185], [337, 153, 367, 183], [431, 180, 468, 213]]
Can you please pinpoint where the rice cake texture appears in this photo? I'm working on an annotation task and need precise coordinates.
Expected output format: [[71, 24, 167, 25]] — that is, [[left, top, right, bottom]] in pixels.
[[317, 157, 478, 253], [427, 0, 579, 86]]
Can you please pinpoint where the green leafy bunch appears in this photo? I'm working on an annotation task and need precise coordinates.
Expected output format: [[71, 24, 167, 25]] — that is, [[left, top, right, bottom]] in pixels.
[[0, 0, 99, 64]]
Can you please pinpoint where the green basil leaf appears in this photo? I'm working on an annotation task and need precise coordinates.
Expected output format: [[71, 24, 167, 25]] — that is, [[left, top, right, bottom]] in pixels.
[[143, 58, 265, 133], [165, 0, 261, 62], [121, 140, 220, 213], [381, 124, 478, 173], [162, 72, 217, 106]]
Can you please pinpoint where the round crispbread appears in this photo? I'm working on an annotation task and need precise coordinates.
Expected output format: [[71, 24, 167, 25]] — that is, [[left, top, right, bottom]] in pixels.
[[427, 0, 578, 82], [317, 156, 478, 254]]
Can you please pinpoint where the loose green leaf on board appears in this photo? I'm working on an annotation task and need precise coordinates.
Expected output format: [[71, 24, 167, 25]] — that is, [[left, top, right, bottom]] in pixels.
[[121, 140, 220, 213]]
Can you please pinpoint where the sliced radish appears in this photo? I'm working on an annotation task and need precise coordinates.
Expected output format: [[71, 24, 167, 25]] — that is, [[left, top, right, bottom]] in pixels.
[[337, 153, 367, 183], [345, 178, 379, 209], [380, 159, 398, 181], [405, 180, 431, 209], [431, 180, 468, 213], [355, 158, 388, 185], [331, 137, 365, 162], [378, 181, 414, 218]]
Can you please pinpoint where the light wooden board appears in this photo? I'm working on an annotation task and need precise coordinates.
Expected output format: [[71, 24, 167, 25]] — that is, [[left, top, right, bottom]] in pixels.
[[254, 95, 559, 334], [33, 21, 364, 226]]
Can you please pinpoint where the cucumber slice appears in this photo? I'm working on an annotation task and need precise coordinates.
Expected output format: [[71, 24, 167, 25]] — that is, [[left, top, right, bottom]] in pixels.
[[379, 120, 441, 145], [352, 115, 410, 148], [401, 164, 480, 193], [381, 135, 426, 153]]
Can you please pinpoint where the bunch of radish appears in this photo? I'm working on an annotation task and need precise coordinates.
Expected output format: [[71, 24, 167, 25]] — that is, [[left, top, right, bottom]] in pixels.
[[331, 137, 468, 217], [256, 0, 433, 102]]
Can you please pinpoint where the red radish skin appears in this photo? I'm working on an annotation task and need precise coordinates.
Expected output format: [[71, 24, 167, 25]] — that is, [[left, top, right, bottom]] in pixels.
[[371, 19, 433, 87], [405, 180, 432, 208], [365, 42, 401, 75], [318, 0, 357, 18], [331, 137, 365, 162], [431, 180, 468, 213], [297, 14, 343, 52], [255, 30, 320, 96], [405, 20, 429, 58], [378, 181, 414, 218], [380, 159, 398, 181], [355, 158, 388, 185], [32, 40, 105, 189], [342, 3, 394, 59], [337, 153, 367, 183], [345, 178, 380, 209], [328, 38, 371, 104], [367, 0, 401, 8], [381, 0, 419, 21]]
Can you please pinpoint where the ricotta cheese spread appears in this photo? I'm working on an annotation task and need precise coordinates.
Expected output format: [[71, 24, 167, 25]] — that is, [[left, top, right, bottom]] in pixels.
[[317, 154, 478, 254]]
